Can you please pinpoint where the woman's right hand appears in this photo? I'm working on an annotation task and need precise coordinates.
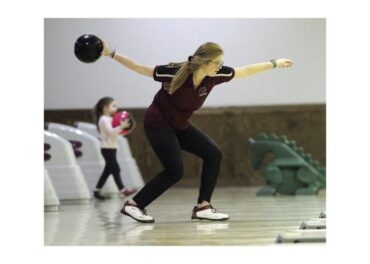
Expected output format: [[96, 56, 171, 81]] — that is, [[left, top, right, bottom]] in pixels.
[[101, 41, 111, 57]]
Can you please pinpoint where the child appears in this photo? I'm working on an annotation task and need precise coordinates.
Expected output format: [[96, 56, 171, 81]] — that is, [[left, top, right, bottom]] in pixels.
[[92, 97, 138, 200]]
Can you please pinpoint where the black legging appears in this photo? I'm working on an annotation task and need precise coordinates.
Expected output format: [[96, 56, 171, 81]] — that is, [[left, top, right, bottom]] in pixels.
[[133, 123, 223, 209], [96, 148, 125, 191]]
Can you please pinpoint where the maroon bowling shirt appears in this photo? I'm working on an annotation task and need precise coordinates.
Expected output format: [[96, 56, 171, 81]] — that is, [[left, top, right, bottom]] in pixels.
[[144, 64, 235, 130]]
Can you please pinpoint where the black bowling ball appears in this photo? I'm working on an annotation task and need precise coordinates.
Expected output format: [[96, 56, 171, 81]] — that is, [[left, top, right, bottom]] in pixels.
[[74, 34, 103, 63]]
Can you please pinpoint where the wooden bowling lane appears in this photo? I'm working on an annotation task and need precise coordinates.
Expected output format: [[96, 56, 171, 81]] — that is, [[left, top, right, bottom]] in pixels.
[[44, 187, 326, 246]]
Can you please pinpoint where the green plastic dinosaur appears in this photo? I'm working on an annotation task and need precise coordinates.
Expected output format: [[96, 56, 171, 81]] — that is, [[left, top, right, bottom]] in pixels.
[[248, 132, 326, 195]]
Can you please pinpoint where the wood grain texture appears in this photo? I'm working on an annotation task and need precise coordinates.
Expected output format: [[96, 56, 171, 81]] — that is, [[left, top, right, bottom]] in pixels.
[[44, 187, 326, 246]]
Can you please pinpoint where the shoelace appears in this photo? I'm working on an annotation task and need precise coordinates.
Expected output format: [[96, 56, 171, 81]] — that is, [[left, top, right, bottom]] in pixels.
[[210, 205, 218, 213], [127, 203, 148, 216], [134, 206, 148, 216], [141, 209, 148, 216]]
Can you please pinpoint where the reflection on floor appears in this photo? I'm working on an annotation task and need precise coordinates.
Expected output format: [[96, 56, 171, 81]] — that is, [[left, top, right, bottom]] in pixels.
[[44, 187, 326, 246]]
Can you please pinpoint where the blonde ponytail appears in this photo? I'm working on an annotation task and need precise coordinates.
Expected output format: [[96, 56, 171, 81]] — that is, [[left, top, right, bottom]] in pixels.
[[166, 42, 223, 95]]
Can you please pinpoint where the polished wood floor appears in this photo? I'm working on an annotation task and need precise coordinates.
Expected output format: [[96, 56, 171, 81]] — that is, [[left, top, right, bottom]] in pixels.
[[44, 187, 326, 246]]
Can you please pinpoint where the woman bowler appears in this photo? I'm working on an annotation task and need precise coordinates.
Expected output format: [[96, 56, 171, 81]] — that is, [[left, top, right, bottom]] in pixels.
[[100, 41, 293, 223]]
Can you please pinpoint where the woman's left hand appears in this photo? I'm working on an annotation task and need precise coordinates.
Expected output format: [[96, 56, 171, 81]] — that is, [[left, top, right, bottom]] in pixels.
[[276, 58, 293, 68]]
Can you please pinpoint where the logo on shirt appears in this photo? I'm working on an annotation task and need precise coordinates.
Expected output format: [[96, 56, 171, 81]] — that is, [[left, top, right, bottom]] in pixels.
[[198, 87, 208, 97]]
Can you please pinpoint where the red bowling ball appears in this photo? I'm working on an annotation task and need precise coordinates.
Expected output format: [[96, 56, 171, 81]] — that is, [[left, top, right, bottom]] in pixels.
[[112, 111, 136, 136]]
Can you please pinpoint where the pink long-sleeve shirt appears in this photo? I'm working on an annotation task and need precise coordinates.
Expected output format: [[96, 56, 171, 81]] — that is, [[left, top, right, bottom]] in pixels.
[[98, 115, 121, 149]]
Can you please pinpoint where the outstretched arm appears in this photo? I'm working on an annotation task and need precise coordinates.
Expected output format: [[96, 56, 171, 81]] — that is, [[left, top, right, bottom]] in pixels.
[[101, 41, 154, 77], [234, 59, 293, 79]]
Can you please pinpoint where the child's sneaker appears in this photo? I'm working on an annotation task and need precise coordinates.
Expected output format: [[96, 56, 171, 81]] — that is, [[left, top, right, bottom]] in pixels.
[[191, 204, 229, 221], [93, 190, 111, 200], [121, 188, 138, 197], [121, 201, 155, 223]]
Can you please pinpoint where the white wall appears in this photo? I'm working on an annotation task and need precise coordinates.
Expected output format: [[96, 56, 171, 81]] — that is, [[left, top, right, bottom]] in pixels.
[[44, 18, 325, 109]]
